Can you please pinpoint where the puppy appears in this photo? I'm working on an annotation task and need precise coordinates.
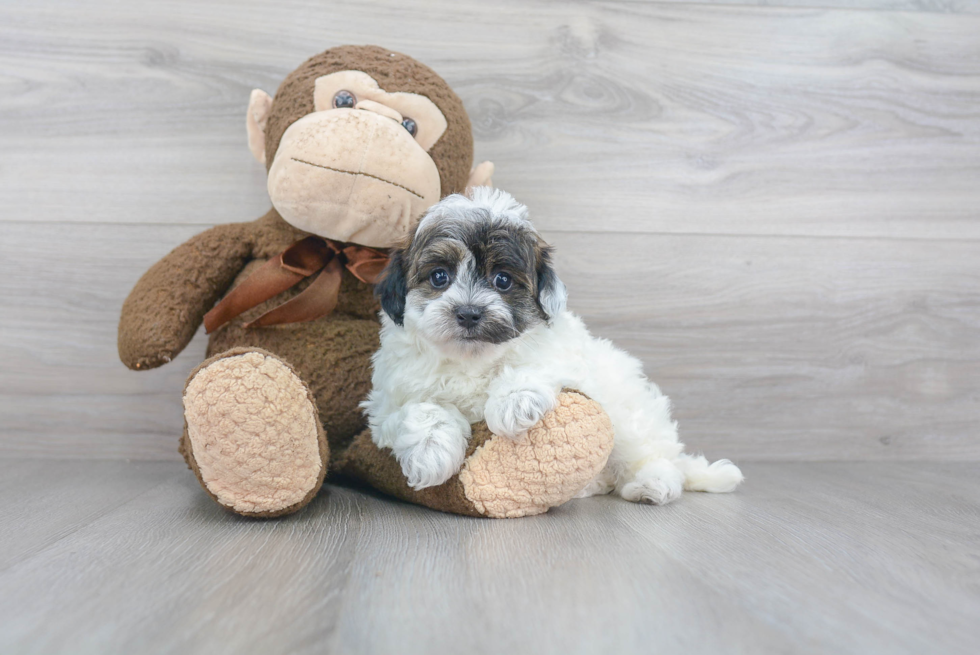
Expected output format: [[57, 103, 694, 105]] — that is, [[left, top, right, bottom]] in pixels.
[[362, 188, 743, 504]]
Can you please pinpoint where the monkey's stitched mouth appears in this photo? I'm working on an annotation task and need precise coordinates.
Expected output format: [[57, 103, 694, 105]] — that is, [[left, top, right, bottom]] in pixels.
[[291, 157, 424, 199]]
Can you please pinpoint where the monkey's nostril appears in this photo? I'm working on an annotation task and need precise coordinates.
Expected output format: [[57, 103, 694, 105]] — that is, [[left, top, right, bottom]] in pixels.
[[455, 306, 483, 328]]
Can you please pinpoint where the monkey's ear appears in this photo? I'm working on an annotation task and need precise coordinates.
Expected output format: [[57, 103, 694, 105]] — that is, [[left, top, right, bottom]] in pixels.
[[375, 249, 409, 326], [536, 249, 567, 321], [465, 161, 495, 193], [246, 89, 274, 165]]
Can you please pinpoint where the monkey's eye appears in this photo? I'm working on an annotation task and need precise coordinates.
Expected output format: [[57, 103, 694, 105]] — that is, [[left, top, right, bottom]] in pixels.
[[492, 272, 513, 291], [401, 117, 418, 137], [430, 268, 450, 289], [333, 90, 356, 109]]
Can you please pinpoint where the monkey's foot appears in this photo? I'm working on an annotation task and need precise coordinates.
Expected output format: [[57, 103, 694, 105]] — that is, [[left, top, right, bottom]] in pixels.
[[460, 391, 614, 517], [336, 391, 614, 518], [181, 348, 328, 517]]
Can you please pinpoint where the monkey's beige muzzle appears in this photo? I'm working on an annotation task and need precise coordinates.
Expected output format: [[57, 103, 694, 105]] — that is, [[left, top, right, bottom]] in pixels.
[[267, 108, 442, 247]]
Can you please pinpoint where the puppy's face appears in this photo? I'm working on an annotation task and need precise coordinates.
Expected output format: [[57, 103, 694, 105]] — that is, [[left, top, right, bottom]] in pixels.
[[375, 189, 567, 358]]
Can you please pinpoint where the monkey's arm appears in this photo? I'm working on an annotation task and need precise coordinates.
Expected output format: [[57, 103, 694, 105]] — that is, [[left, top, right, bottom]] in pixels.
[[118, 222, 254, 370]]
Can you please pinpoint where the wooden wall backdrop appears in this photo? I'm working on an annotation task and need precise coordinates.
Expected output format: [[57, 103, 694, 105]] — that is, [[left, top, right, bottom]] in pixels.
[[1, 0, 978, 461]]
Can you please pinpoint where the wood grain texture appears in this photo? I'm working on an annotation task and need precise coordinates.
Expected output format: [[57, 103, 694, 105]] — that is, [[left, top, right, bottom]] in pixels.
[[0, 460, 978, 654], [1, 0, 979, 461], [2, 221, 979, 460], [0, 460, 177, 571], [1, 1, 980, 238], [622, 0, 980, 13], [549, 231, 980, 460], [0, 222, 209, 459]]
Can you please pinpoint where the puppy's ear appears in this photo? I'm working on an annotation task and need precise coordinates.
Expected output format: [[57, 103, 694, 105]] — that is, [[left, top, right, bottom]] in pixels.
[[536, 247, 567, 320], [375, 249, 408, 325]]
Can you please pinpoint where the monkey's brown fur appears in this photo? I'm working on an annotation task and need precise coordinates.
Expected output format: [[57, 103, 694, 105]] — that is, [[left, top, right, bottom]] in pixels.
[[119, 46, 613, 518]]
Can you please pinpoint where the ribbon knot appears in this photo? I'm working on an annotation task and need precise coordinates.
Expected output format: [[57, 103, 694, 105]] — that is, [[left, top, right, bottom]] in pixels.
[[203, 235, 389, 334]]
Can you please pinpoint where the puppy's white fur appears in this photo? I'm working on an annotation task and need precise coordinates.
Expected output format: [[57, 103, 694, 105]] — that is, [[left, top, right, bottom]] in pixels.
[[363, 188, 744, 503]]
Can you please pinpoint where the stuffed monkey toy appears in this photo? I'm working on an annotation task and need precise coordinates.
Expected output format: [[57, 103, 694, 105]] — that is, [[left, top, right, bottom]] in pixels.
[[119, 45, 613, 518]]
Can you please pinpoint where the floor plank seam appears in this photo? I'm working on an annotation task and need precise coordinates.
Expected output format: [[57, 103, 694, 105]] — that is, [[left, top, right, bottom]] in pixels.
[[0, 469, 186, 575]]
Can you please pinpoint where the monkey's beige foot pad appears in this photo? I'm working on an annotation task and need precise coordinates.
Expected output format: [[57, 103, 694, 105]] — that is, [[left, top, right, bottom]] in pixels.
[[335, 391, 613, 519], [181, 348, 328, 517], [460, 392, 614, 518]]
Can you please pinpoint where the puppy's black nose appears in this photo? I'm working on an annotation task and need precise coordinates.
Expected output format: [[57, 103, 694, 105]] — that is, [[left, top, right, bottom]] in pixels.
[[455, 305, 483, 328]]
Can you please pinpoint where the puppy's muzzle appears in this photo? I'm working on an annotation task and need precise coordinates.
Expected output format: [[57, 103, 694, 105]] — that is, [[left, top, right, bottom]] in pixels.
[[455, 305, 484, 329]]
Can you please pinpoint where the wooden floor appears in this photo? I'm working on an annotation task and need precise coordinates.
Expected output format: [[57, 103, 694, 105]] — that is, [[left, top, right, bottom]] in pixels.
[[0, 459, 977, 655]]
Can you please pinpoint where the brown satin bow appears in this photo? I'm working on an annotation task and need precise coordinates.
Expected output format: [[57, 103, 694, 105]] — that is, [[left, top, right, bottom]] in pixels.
[[203, 236, 389, 334]]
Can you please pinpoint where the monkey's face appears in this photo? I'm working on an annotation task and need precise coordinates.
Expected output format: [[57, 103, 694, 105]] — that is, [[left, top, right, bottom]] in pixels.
[[259, 71, 449, 247]]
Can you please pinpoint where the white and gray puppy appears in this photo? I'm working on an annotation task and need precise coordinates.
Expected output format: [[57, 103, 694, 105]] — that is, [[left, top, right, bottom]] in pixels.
[[362, 188, 743, 504]]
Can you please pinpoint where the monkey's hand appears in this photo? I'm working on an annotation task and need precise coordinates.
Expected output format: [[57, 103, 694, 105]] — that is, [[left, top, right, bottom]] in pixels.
[[118, 222, 253, 370], [465, 161, 494, 192]]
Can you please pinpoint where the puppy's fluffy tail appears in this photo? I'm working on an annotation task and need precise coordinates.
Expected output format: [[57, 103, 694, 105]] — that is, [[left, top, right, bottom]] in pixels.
[[674, 453, 744, 493]]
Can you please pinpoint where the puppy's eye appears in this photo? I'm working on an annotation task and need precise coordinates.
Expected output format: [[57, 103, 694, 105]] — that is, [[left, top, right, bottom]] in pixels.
[[333, 90, 356, 109], [402, 117, 418, 137], [492, 272, 513, 291], [430, 268, 450, 289]]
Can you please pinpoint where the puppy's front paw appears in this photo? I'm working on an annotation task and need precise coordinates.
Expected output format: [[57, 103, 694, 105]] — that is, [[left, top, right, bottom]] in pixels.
[[392, 403, 470, 490], [484, 383, 557, 440]]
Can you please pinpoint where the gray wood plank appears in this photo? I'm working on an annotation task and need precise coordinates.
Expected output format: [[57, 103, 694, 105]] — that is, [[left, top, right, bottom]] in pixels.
[[627, 1, 980, 13], [0, 222, 209, 459], [327, 483, 798, 655], [549, 230, 980, 461], [0, 466, 361, 655], [0, 459, 178, 571], [0, 461, 977, 654], [3, 222, 978, 460], [2, 1, 980, 239], [609, 462, 980, 654]]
